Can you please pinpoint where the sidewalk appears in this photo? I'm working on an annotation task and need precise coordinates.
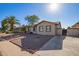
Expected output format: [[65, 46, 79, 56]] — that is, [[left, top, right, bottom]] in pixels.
[[0, 41, 31, 56]]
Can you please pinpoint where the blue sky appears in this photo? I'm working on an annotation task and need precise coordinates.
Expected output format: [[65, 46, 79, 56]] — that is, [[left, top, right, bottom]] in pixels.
[[0, 3, 79, 28]]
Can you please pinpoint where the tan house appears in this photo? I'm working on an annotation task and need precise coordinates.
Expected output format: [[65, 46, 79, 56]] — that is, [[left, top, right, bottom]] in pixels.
[[67, 22, 79, 36], [30, 20, 62, 36]]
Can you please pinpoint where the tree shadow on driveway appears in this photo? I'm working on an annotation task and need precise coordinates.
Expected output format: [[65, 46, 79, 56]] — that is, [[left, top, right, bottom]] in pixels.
[[20, 35, 65, 54], [20, 34, 53, 54], [39, 36, 65, 51]]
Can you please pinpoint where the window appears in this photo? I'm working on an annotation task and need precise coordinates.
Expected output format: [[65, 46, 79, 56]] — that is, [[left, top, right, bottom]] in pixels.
[[39, 26, 43, 32], [46, 25, 51, 32]]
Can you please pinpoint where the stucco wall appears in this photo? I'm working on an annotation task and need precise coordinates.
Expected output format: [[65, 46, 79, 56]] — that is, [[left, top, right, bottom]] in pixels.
[[67, 28, 79, 36], [57, 29, 62, 35], [36, 22, 56, 35]]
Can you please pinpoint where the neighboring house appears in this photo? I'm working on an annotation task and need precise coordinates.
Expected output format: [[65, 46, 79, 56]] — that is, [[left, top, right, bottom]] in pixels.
[[72, 22, 79, 28], [5, 24, 21, 32], [14, 25, 29, 33], [13, 24, 21, 28], [14, 27, 22, 33], [30, 20, 62, 36], [67, 22, 79, 36], [13, 24, 22, 32]]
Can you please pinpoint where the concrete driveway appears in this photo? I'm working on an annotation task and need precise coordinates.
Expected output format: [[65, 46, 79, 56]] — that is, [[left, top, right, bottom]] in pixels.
[[33, 36, 79, 56]]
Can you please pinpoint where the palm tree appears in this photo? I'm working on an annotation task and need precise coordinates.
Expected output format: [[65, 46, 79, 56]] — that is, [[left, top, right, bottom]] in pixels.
[[8, 16, 20, 32], [1, 19, 9, 32]]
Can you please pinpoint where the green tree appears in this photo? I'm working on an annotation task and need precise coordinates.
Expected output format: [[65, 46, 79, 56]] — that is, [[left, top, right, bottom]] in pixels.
[[1, 19, 9, 32], [25, 15, 39, 32], [25, 15, 39, 26], [21, 26, 26, 33], [8, 16, 20, 32]]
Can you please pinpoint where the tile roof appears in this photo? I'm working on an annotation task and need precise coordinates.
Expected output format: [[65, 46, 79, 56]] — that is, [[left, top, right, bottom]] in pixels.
[[33, 20, 60, 27]]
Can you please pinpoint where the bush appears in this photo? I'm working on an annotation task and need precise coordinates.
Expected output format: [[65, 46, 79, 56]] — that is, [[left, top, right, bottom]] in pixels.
[[20, 27, 27, 33]]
